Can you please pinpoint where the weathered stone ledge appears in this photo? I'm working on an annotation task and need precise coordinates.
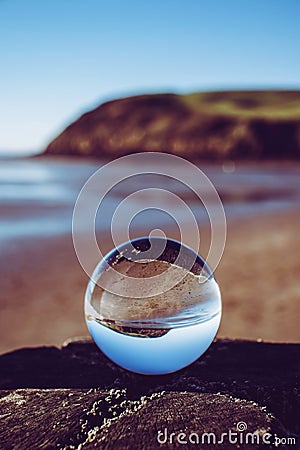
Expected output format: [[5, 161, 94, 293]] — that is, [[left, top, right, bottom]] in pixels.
[[0, 339, 299, 449]]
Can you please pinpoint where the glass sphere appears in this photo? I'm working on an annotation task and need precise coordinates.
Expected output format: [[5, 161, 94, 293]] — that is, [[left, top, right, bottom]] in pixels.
[[85, 237, 221, 375]]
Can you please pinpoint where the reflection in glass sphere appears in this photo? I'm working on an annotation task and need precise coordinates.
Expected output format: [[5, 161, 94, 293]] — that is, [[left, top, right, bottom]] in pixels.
[[85, 237, 222, 375]]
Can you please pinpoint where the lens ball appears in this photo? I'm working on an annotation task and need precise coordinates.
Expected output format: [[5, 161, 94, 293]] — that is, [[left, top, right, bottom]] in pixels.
[[85, 237, 221, 375]]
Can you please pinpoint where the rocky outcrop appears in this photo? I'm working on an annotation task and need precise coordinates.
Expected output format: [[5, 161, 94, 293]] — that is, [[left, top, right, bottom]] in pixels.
[[0, 338, 299, 449], [44, 91, 300, 160]]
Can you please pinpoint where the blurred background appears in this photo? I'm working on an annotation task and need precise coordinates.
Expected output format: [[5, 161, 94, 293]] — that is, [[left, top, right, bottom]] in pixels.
[[0, 0, 299, 353]]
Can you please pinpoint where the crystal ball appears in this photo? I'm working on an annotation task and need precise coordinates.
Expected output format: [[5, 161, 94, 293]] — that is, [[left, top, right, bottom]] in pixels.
[[85, 237, 222, 375]]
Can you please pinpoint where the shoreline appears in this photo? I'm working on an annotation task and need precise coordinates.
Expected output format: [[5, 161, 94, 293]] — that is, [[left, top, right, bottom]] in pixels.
[[0, 208, 299, 354]]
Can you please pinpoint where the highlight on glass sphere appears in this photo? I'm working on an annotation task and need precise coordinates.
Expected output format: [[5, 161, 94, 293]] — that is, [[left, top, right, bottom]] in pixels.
[[85, 236, 222, 375]]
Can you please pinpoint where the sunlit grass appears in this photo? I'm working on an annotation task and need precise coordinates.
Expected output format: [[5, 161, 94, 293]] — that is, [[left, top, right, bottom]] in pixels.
[[182, 90, 300, 119]]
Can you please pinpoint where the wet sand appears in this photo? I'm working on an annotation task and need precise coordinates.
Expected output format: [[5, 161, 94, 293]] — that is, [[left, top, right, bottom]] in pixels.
[[0, 209, 299, 354]]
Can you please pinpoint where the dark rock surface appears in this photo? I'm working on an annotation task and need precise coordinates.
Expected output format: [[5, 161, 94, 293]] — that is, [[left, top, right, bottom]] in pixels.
[[0, 339, 299, 449], [43, 91, 300, 160]]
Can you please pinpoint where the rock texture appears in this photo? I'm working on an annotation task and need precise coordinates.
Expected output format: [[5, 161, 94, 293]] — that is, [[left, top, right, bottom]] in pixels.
[[44, 91, 300, 160], [0, 339, 299, 449]]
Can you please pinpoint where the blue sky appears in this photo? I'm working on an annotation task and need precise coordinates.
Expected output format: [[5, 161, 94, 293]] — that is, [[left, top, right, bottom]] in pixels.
[[0, 0, 299, 154]]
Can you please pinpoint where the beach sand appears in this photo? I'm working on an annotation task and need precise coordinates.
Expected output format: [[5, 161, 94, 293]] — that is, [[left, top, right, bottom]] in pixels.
[[0, 209, 299, 354]]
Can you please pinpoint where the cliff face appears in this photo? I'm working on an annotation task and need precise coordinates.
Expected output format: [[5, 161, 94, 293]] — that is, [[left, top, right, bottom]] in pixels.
[[44, 91, 300, 159]]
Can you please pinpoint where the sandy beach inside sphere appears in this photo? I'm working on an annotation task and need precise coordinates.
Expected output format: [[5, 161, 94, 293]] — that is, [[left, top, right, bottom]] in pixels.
[[88, 259, 220, 328]]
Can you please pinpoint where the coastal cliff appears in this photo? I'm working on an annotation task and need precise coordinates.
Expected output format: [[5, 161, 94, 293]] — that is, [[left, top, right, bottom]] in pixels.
[[44, 90, 300, 160]]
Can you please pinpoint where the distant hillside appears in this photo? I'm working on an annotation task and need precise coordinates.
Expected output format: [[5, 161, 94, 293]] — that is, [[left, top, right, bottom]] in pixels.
[[44, 90, 300, 159]]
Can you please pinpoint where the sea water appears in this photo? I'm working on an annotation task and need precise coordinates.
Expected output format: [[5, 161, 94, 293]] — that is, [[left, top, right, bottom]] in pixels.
[[85, 238, 222, 375]]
